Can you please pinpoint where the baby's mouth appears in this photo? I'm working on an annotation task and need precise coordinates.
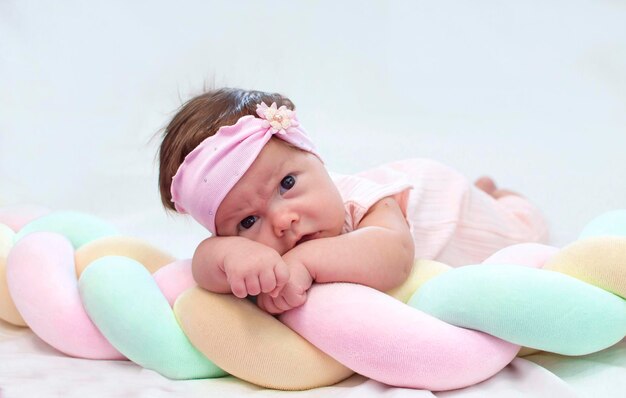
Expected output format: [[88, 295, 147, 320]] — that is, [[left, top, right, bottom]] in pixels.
[[295, 232, 319, 246]]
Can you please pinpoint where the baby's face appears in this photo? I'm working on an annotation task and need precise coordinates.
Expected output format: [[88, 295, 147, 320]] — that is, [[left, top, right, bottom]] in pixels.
[[215, 138, 345, 255]]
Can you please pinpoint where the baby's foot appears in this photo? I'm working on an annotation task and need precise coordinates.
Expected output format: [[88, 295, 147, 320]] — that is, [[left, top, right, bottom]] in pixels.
[[475, 176, 520, 199], [474, 176, 497, 195]]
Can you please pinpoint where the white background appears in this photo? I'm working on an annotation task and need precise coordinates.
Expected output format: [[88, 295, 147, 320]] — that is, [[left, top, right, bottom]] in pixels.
[[1, 0, 625, 258]]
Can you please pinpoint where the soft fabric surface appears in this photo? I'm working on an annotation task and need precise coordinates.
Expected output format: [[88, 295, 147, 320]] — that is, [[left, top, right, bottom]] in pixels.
[[3, 2, 625, 395], [543, 237, 626, 297], [281, 283, 520, 391], [2, 205, 626, 393], [6, 232, 122, 359], [578, 209, 626, 239], [482, 243, 559, 268], [0, 204, 50, 232], [14, 211, 119, 248], [79, 256, 225, 379], [6, 323, 617, 398], [175, 287, 353, 390], [0, 224, 24, 326], [386, 259, 451, 303], [153, 259, 196, 306], [410, 263, 626, 355], [75, 235, 175, 275]]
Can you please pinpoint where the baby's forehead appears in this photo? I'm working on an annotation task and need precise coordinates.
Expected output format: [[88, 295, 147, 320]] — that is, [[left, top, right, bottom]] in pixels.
[[214, 149, 284, 222], [242, 145, 290, 187], [215, 138, 319, 224]]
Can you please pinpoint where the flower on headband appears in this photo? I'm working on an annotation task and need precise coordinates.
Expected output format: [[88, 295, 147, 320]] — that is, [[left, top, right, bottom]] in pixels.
[[256, 102, 298, 132]]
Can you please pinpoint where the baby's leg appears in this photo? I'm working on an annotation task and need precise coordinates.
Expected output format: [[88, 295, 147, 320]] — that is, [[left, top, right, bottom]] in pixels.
[[437, 180, 549, 267]]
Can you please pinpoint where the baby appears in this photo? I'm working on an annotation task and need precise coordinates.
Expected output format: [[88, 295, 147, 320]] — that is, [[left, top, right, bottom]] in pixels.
[[157, 88, 548, 314]]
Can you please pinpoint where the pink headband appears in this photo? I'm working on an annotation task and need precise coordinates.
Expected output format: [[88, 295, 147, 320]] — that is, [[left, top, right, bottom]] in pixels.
[[170, 102, 320, 234]]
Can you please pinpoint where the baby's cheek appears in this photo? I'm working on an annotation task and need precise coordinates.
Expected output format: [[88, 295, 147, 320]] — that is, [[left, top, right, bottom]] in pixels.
[[328, 199, 346, 233]]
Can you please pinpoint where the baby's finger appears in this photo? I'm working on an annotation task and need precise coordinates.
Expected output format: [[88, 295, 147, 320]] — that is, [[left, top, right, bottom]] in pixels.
[[229, 276, 247, 299], [258, 294, 282, 314], [274, 261, 290, 289], [244, 275, 262, 296], [269, 285, 283, 298], [258, 268, 277, 294], [283, 287, 307, 308], [271, 294, 292, 312], [256, 294, 268, 312], [266, 301, 284, 315]]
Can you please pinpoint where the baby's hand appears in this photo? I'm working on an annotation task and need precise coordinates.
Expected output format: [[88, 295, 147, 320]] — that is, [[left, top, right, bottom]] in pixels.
[[256, 256, 313, 315], [222, 240, 290, 299], [474, 176, 520, 199]]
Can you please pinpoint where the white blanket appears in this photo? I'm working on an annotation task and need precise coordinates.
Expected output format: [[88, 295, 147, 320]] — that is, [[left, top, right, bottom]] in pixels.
[[1, 320, 624, 397]]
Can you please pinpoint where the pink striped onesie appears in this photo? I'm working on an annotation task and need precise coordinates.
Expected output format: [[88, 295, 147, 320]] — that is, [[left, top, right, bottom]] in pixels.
[[331, 158, 549, 267]]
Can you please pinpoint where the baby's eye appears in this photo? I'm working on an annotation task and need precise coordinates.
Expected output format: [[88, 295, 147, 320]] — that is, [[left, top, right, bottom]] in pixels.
[[239, 215, 258, 230], [279, 175, 296, 194]]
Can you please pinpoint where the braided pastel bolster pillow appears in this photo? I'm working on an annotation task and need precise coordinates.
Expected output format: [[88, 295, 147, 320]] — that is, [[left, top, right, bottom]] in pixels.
[[411, 263, 626, 355], [281, 283, 519, 390], [1, 206, 626, 391]]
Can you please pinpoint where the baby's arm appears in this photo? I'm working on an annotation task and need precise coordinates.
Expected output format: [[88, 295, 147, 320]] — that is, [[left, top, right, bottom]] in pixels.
[[192, 236, 290, 298], [292, 196, 414, 290], [257, 196, 414, 314]]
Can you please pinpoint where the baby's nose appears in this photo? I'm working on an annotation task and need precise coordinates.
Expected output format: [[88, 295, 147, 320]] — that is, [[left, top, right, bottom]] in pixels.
[[272, 211, 298, 237]]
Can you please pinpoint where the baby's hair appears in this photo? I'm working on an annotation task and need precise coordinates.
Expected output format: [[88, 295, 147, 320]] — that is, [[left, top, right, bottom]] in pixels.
[[157, 87, 295, 212]]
